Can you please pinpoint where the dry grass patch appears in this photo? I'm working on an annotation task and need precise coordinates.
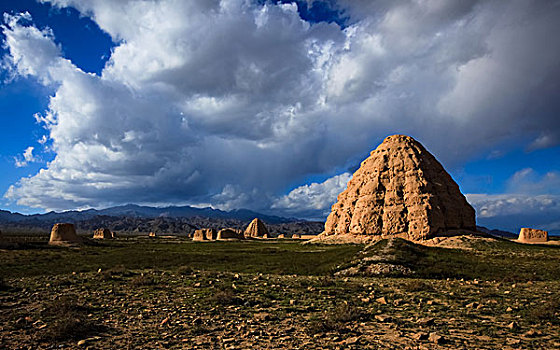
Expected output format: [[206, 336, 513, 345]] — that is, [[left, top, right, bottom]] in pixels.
[[0, 277, 11, 291], [307, 303, 363, 335], [526, 298, 560, 325], [402, 279, 434, 292], [209, 287, 243, 306], [40, 295, 103, 341], [130, 273, 157, 287]]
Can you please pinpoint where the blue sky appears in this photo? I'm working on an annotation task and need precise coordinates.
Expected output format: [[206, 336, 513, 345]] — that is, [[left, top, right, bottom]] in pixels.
[[0, 0, 559, 233], [0, 0, 113, 213]]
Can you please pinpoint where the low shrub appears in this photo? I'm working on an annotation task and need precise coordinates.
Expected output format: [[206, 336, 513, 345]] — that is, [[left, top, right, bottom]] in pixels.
[[209, 287, 243, 306], [402, 280, 434, 292], [100, 264, 131, 280], [130, 274, 157, 287], [177, 266, 194, 276], [526, 298, 560, 324], [0, 276, 11, 291], [307, 303, 362, 335], [41, 295, 102, 341]]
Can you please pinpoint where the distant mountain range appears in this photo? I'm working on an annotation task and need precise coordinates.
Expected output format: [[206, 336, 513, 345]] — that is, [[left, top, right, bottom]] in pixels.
[[0, 204, 324, 236], [476, 226, 517, 239], [0, 204, 293, 225]]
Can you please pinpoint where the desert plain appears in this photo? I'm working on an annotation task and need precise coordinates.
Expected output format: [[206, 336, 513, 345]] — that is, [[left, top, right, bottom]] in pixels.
[[1, 233, 560, 349]]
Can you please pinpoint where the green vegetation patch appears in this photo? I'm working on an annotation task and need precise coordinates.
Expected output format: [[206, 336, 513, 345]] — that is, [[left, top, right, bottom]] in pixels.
[[337, 238, 560, 282], [0, 238, 362, 278]]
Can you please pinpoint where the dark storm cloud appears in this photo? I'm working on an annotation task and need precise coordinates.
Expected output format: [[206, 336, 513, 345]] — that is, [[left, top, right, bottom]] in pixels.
[[2, 0, 559, 216]]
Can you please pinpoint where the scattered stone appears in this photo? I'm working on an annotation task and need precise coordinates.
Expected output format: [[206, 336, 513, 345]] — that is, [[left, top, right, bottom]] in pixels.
[[376, 296, 387, 305], [428, 332, 444, 344], [507, 338, 521, 345], [413, 332, 428, 341], [417, 317, 435, 326], [254, 312, 271, 321], [524, 329, 542, 337], [343, 336, 360, 345], [374, 314, 392, 322]]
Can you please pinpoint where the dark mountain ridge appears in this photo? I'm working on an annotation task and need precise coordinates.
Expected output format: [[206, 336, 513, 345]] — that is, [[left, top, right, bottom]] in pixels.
[[0, 205, 324, 236], [0, 204, 292, 224]]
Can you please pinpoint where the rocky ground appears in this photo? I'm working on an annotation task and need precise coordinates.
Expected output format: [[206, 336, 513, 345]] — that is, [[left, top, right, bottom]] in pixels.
[[1, 237, 559, 349]]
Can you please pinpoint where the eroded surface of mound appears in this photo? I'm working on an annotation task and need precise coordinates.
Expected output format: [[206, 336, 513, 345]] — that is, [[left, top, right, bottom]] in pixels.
[[324, 135, 475, 241]]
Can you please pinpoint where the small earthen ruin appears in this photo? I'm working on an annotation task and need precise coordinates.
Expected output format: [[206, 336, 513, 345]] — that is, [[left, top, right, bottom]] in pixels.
[[49, 223, 81, 245], [244, 218, 269, 238], [93, 228, 115, 239], [193, 228, 217, 241], [217, 228, 244, 240], [518, 228, 548, 243]]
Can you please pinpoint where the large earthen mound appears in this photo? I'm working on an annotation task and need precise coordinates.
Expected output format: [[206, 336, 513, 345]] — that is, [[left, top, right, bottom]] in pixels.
[[49, 223, 81, 245], [323, 135, 475, 241], [244, 218, 269, 238]]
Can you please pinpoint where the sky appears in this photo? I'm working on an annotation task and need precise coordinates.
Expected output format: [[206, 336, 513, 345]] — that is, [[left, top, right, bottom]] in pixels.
[[0, 0, 559, 234]]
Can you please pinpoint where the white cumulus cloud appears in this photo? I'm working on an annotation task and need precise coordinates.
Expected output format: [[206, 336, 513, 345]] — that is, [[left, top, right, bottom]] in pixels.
[[273, 172, 352, 219], [14, 146, 38, 168], [1, 0, 559, 216], [467, 168, 560, 233]]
